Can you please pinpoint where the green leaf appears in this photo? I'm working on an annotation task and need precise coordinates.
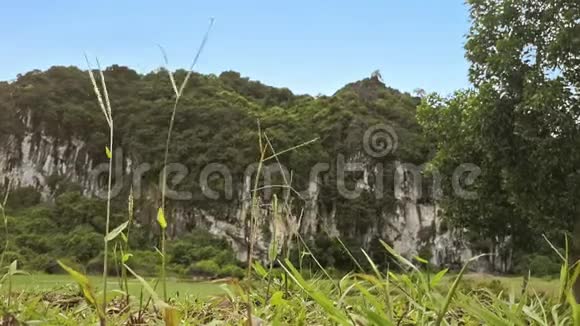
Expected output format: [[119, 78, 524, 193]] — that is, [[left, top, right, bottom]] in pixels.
[[123, 263, 167, 308], [268, 234, 278, 264], [0, 261, 28, 283], [157, 208, 167, 229], [8, 260, 17, 275], [270, 291, 286, 306], [253, 261, 268, 278], [436, 254, 487, 326], [379, 240, 420, 273], [57, 260, 104, 318], [430, 268, 449, 288], [123, 272, 178, 326], [414, 255, 429, 264], [279, 259, 351, 325], [105, 221, 129, 242], [122, 253, 133, 263], [105, 146, 112, 159]]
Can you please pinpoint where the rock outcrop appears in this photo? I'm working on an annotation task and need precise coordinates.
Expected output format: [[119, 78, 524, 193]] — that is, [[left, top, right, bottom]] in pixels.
[[0, 122, 481, 269]]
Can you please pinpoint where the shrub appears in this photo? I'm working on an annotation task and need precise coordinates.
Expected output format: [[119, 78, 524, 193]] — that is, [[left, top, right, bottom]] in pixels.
[[5, 187, 41, 210], [514, 254, 561, 277], [187, 259, 220, 277], [26, 254, 54, 273], [167, 230, 241, 270], [219, 264, 245, 278], [528, 255, 560, 277], [1, 251, 24, 266], [124, 250, 160, 276]]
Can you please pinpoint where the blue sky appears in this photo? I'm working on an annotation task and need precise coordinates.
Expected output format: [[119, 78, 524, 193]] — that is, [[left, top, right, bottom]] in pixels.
[[0, 1, 471, 96]]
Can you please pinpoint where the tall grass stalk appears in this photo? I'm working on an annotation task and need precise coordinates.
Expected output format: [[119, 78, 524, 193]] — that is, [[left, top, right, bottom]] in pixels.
[[246, 123, 267, 280], [111, 187, 135, 305], [85, 56, 114, 324], [244, 129, 317, 325], [0, 180, 11, 268], [0, 181, 12, 308], [158, 18, 214, 301], [243, 123, 267, 326], [122, 187, 134, 305], [247, 131, 318, 278]]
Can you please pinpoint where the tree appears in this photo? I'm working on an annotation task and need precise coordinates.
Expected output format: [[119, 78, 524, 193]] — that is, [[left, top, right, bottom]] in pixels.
[[419, 0, 580, 292], [467, 0, 580, 280]]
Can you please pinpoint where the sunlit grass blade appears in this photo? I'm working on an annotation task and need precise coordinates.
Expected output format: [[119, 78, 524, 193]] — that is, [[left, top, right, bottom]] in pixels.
[[157, 208, 167, 229], [430, 268, 448, 288], [435, 254, 487, 326], [279, 258, 351, 325], [458, 292, 513, 326], [379, 240, 420, 274], [123, 264, 180, 325], [58, 260, 105, 321], [335, 236, 365, 273], [105, 221, 129, 242]]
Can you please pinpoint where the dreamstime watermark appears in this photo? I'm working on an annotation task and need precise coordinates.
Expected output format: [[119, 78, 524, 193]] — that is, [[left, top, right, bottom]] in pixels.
[[90, 123, 481, 202]]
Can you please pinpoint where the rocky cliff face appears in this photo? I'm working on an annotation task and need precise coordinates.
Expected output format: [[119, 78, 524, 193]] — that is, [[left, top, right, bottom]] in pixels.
[[0, 67, 517, 273], [0, 112, 96, 199], [0, 121, 486, 270]]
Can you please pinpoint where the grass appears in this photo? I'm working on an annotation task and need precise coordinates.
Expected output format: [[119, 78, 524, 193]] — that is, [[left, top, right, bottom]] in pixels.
[[4, 273, 561, 297], [85, 56, 115, 324], [461, 274, 560, 297], [8, 274, 227, 298], [0, 266, 575, 325], [9, 272, 558, 299], [158, 18, 214, 303]]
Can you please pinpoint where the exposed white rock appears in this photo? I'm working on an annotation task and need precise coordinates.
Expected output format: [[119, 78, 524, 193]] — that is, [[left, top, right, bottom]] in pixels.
[[1, 124, 488, 271], [0, 131, 94, 200]]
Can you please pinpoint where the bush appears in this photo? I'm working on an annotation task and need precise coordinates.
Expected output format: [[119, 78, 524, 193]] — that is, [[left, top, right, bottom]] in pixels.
[[5, 187, 41, 210], [187, 259, 220, 277], [65, 225, 102, 264], [514, 254, 561, 277], [0, 251, 24, 266], [219, 264, 245, 278], [124, 250, 160, 276], [167, 230, 241, 272], [528, 255, 560, 277], [26, 254, 54, 273], [0, 198, 243, 277]]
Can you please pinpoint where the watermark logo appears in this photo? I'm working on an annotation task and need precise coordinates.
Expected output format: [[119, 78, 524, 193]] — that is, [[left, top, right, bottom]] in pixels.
[[89, 124, 481, 202], [363, 123, 398, 158]]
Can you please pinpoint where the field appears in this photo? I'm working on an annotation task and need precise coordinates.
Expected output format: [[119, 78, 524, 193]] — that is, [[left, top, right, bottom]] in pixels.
[[9, 274, 226, 298], [8, 273, 558, 298], [1, 270, 571, 325]]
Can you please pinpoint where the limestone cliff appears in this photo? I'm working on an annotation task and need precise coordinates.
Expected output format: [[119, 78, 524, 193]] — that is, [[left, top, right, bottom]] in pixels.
[[0, 67, 505, 272], [0, 122, 481, 270]]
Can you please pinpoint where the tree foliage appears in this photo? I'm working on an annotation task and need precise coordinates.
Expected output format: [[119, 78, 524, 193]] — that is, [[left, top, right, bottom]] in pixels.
[[418, 0, 580, 267]]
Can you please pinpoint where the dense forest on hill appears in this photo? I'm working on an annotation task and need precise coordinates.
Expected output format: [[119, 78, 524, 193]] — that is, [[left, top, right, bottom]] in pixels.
[[0, 65, 427, 184], [0, 66, 433, 276], [0, 56, 576, 278]]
